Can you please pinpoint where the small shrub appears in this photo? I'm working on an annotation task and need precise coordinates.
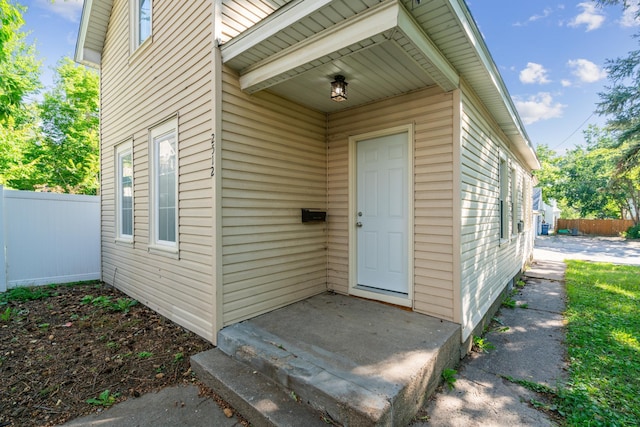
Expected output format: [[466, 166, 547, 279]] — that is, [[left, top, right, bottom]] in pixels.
[[624, 223, 640, 239]]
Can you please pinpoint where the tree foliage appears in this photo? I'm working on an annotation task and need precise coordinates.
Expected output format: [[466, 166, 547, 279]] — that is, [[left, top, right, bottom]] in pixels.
[[0, 0, 40, 122], [595, 0, 640, 172], [37, 58, 100, 194], [535, 126, 640, 221], [0, 2, 100, 195]]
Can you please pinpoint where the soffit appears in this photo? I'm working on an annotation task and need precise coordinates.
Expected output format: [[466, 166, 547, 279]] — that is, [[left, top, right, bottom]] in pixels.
[[75, 0, 114, 67], [221, 0, 539, 169], [221, 0, 459, 114]]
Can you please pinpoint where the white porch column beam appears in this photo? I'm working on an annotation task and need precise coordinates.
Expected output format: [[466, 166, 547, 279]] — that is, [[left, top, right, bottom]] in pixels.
[[221, 0, 333, 63], [397, 6, 459, 91], [237, 1, 400, 93]]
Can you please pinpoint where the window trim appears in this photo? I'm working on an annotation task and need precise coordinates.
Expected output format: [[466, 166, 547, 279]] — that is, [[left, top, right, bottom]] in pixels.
[[130, 0, 152, 55], [511, 166, 518, 236], [499, 152, 509, 243], [149, 117, 179, 254], [115, 141, 134, 244]]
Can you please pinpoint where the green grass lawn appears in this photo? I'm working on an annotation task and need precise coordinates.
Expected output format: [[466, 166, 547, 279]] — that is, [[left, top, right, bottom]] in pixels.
[[561, 260, 640, 426]]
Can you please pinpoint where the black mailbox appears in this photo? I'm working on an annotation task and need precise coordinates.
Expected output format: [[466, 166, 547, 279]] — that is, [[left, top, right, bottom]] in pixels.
[[301, 209, 326, 223]]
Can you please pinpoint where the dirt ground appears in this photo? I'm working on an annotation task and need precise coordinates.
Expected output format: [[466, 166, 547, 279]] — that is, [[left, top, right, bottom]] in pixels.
[[0, 281, 223, 427]]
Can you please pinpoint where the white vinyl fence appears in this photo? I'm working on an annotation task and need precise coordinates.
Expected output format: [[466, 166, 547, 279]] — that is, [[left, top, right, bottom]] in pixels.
[[0, 185, 100, 292]]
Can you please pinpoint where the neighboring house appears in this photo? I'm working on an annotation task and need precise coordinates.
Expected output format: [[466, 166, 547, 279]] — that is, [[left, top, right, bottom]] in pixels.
[[76, 0, 539, 346], [533, 188, 561, 234]]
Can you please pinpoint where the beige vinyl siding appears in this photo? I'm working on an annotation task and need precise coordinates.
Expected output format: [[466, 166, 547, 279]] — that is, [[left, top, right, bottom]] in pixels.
[[100, 0, 216, 341], [459, 81, 533, 341], [327, 87, 457, 321], [220, 0, 291, 42], [220, 66, 327, 326]]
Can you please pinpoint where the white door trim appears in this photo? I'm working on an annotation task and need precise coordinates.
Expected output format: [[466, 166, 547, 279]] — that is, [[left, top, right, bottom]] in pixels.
[[348, 124, 414, 308]]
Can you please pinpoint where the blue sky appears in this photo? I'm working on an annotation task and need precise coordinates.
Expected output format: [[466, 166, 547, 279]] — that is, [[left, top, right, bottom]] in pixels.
[[18, 0, 639, 152], [468, 1, 638, 151]]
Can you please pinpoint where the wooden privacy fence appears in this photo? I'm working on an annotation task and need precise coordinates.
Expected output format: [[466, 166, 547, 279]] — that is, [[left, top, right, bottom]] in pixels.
[[0, 186, 100, 292], [556, 219, 635, 236]]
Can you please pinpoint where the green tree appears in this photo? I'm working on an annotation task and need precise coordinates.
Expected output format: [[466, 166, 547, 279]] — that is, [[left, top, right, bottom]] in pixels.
[[537, 126, 634, 219], [0, 0, 40, 122], [533, 144, 563, 203], [0, 0, 21, 59], [0, 0, 42, 189], [37, 57, 100, 194], [595, 0, 640, 171]]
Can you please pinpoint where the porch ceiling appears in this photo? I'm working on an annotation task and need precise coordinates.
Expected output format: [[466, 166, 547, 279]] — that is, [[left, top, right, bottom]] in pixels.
[[221, 0, 459, 114], [220, 0, 540, 170]]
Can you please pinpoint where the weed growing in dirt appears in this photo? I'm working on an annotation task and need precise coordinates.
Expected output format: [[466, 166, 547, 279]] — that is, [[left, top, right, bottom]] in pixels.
[[472, 336, 495, 353], [1, 307, 13, 322], [81, 294, 138, 313], [137, 351, 153, 359], [502, 295, 528, 309], [502, 297, 516, 308], [442, 368, 457, 390], [86, 389, 119, 407], [0, 286, 54, 303]]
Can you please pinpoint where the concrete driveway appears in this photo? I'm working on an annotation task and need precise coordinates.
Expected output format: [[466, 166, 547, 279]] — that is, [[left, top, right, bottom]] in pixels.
[[534, 235, 640, 266]]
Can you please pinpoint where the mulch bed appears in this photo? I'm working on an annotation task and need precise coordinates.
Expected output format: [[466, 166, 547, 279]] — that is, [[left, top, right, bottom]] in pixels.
[[0, 281, 224, 427]]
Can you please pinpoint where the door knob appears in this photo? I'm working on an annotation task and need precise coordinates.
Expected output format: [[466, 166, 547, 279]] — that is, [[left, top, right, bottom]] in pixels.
[[356, 222, 363, 227]]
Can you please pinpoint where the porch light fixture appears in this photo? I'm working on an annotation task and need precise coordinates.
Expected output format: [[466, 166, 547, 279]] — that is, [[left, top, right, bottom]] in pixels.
[[331, 75, 348, 102]]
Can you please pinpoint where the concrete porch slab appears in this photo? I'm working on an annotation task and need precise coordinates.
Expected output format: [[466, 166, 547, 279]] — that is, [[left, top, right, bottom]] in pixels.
[[198, 292, 461, 426]]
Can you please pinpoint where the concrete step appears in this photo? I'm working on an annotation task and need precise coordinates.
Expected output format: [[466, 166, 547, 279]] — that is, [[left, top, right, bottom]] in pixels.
[[212, 293, 461, 426], [191, 348, 328, 427]]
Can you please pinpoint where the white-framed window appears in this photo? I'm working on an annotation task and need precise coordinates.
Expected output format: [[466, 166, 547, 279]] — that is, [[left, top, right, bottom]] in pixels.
[[150, 118, 178, 251], [116, 142, 134, 242], [499, 153, 509, 241], [130, 0, 152, 52]]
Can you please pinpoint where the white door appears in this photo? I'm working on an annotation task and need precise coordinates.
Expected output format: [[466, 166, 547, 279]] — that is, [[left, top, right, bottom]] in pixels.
[[356, 132, 409, 294]]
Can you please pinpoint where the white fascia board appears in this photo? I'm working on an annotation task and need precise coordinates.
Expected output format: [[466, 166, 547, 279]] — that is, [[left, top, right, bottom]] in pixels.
[[238, 1, 400, 93], [81, 48, 103, 68], [397, 4, 459, 91], [75, 0, 94, 66], [222, 0, 333, 62]]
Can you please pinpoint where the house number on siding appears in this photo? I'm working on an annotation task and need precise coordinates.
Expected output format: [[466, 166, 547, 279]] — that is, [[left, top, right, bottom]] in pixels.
[[211, 133, 215, 176]]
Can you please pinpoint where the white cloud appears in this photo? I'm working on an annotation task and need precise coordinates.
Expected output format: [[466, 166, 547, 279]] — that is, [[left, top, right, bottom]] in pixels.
[[514, 92, 566, 125], [567, 59, 607, 83], [620, 3, 640, 27], [569, 2, 606, 31], [514, 7, 554, 26], [519, 62, 551, 84], [35, 0, 84, 23], [561, 79, 572, 87], [528, 8, 553, 22]]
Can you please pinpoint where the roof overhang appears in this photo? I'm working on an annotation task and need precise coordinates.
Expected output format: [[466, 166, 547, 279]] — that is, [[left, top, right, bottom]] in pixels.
[[223, 0, 459, 96], [221, 0, 538, 170], [74, 0, 539, 170], [75, 0, 113, 68]]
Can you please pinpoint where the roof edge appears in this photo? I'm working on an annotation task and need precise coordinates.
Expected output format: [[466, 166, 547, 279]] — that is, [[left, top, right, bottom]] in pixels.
[[449, 0, 539, 169], [75, 0, 101, 68]]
